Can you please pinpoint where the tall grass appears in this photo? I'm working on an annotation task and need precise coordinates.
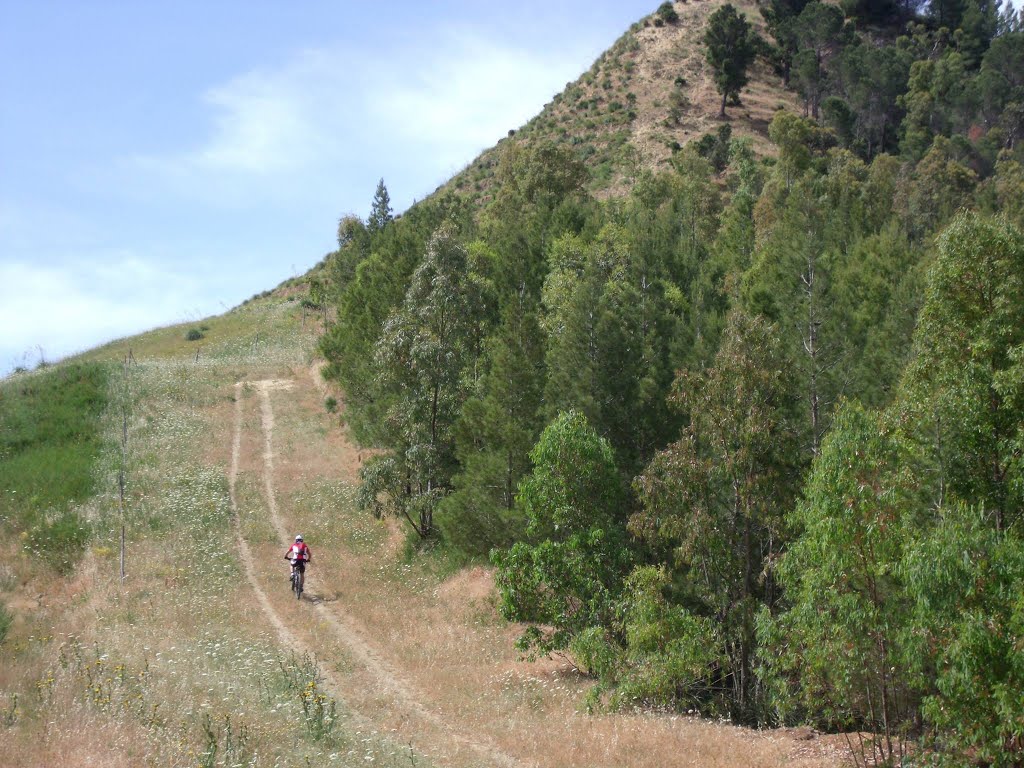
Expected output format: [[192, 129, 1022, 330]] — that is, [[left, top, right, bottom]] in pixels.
[[0, 362, 109, 571]]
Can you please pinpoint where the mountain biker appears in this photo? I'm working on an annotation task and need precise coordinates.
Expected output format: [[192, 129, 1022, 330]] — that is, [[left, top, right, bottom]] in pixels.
[[285, 534, 311, 583]]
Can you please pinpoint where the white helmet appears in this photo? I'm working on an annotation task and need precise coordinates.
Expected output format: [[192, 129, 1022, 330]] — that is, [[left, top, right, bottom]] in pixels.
[[295, 534, 303, 542]]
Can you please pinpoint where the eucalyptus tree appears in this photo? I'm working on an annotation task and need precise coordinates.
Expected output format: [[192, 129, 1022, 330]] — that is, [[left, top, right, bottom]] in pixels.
[[759, 402, 919, 763], [898, 212, 1024, 530], [632, 309, 800, 720], [492, 410, 630, 657], [362, 224, 492, 537]]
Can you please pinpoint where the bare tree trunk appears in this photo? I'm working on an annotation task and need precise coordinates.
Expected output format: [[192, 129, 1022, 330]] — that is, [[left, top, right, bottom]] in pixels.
[[802, 250, 822, 456], [120, 354, 129, 584], [506, 450, 514, 510]]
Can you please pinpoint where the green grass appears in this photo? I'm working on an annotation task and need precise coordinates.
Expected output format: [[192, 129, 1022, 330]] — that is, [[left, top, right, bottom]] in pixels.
[[0, 601, 11, 645], [0, 362, 110, 530], [0, 362, 110, 573]]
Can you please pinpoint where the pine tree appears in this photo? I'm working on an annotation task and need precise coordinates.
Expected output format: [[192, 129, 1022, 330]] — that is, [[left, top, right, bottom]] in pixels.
[[704, 4, 757, 117], [483, 141, 589, 300], [542, 225, 676, 474], [367, 178, 393, 234], [792, 1, 845, 119], [437, 296, 546, 555], [760, 0, 813, 85]]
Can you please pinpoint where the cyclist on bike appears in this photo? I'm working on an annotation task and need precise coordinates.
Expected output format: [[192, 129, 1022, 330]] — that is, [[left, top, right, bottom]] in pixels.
[[285, 534, 311, 583]]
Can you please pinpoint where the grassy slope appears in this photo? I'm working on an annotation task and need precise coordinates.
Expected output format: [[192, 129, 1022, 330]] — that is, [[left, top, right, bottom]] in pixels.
[[0, 290, 849, 767], [437, 0, 798, 208], [0, 362, 109, 530]]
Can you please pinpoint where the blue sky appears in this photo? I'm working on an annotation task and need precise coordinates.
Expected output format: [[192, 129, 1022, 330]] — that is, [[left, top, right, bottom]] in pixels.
[[4, 2, 1022, 375], [1, 0, 657, 374]]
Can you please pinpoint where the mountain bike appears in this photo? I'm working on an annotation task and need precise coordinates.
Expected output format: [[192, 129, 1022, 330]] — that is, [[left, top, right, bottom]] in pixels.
[[290, 562, 307, 600]]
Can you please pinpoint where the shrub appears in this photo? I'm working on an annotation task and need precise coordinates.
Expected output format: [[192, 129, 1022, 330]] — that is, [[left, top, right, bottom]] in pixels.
[[436, 464, 523, 558], [574, 567, 726, 713], [26, 509, 91, 575], [185, 328, 204, 341], [0, 603, 11, 645], [492, 411, 629, 657], [657, 2, 679, 24], [324, 396, 338, 413]]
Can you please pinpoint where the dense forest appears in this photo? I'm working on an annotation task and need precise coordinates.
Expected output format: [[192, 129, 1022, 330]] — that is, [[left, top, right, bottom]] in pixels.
[[317, 1, 1024, 764]]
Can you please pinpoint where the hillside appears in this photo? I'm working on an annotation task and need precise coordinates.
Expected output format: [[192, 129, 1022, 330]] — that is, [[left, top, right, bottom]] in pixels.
[[4, 0, 1024, 764], [440, 0, 798, 205], [316, 0, 1024, 762], [0, 296, 848, 767]]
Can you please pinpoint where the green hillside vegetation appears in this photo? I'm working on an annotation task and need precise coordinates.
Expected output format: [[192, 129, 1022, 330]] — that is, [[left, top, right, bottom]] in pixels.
[[3, 0, 1024, 764], [0, 363, 109, 575], [317, 0, 1024, 763]]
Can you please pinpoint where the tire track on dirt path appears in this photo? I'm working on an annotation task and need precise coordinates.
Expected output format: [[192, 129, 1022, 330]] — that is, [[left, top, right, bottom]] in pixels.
[[227, 381, 349, 699], [244, 379, 526, 768]]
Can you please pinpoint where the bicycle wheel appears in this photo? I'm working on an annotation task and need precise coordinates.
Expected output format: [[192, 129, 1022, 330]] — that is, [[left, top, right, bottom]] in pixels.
[[295, 569, 303, 600]]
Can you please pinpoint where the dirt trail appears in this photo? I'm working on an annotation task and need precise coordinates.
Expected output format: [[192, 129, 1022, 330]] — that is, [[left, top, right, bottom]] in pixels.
[[235, 379, 525, 768], [225, 374, 845, 768], [227, 381, 348, 699]]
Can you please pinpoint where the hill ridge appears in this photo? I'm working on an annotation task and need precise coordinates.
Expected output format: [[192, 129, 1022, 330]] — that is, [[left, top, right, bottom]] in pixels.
[[437, 0, 797, 206]]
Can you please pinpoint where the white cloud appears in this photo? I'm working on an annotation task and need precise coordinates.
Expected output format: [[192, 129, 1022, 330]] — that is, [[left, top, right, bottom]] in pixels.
[[197, 74, 313, 173], [130, 26, 596, 210], [367, 27, 586, 171], [0, 255, 201, 372], [127, 49, 349, 202]]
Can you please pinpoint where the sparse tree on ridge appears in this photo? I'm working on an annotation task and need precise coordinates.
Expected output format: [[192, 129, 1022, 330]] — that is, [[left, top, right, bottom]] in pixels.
[[704, 4, 758, 117], [367, 178, 393, 234]]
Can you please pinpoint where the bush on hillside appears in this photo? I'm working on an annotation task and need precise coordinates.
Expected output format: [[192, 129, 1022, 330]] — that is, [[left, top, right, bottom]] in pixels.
[[25, 509, 91, 576], [657, 2, 679, 24], [185, 328, 204, 341]]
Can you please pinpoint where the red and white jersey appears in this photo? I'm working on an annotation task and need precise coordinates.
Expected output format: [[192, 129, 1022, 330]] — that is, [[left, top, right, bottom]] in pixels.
[[286, 541, 310, 564]]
